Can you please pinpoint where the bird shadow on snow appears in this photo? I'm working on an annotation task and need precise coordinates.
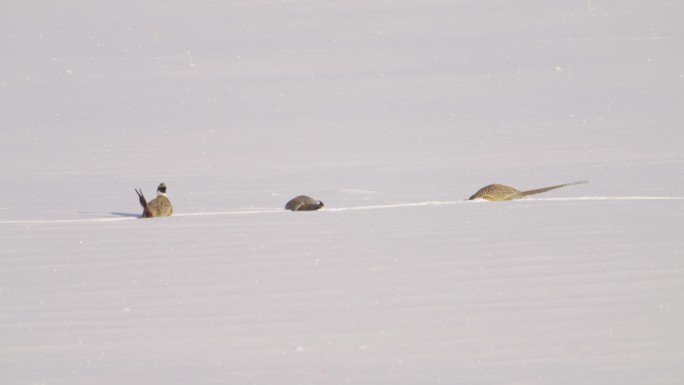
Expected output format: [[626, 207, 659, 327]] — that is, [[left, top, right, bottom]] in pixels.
[[109, 212, 141, 218], [78, 211, 139, 218]]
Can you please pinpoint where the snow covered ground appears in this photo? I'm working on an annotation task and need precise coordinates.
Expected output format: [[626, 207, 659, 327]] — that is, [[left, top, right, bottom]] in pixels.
[[1, 0, 683, 384]]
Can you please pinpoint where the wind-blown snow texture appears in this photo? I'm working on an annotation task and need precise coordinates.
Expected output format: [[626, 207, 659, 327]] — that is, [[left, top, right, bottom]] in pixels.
[[1, 0, 683, 384]]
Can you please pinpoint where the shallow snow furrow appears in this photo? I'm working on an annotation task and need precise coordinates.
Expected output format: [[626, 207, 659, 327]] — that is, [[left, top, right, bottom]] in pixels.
[[1, 196, 682, 224], [0, 217, 137, 224], [526, 196, 684, 201]]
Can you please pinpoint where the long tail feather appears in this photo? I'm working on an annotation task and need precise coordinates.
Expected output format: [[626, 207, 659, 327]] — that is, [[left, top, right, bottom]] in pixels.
[[135, 189, 149, 210], [521, 180, 588, 197]]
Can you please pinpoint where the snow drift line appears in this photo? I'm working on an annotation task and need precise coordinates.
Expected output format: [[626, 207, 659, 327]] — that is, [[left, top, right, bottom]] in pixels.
[[175, 209, 284, 217], [1, 196, 682, 224], [0, 217, 137, 224], [323, 196, 684, 210], [525, 196, 684, 201], [322, 201, 462, 211]]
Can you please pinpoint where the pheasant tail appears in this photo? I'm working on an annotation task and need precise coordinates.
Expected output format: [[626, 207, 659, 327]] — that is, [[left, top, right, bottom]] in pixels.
[[521, 181, 588, 197]]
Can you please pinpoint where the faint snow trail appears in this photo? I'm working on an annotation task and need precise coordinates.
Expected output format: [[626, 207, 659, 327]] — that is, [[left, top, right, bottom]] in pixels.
[[1, 197, 682, 224], [175, 209, 285, 217], [524, 196, 684, 201], [323, 201, 464, 211], [0, 217, 137, 224]]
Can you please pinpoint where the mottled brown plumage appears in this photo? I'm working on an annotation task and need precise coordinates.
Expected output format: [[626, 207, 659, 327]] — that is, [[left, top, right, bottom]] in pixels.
[[469, 181, 588, 201], [135, 183, 173, 218], [285, 195, 324, 211]]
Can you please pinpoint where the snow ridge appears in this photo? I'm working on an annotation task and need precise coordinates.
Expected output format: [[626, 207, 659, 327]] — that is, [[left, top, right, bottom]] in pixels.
[[1, 197, 682, 224]]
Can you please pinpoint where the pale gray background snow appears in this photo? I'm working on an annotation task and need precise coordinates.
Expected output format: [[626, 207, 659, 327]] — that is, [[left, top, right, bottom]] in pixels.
[[1, 0, 683, 384]]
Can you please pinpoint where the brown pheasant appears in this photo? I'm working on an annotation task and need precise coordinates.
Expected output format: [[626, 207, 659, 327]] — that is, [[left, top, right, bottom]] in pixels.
[[135, 183, 173, 217], [285, 195, 324, 211], [469, 181, 588, 201]]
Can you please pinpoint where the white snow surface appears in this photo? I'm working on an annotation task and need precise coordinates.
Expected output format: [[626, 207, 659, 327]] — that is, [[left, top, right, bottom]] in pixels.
[[2, 0, 684, 384]]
